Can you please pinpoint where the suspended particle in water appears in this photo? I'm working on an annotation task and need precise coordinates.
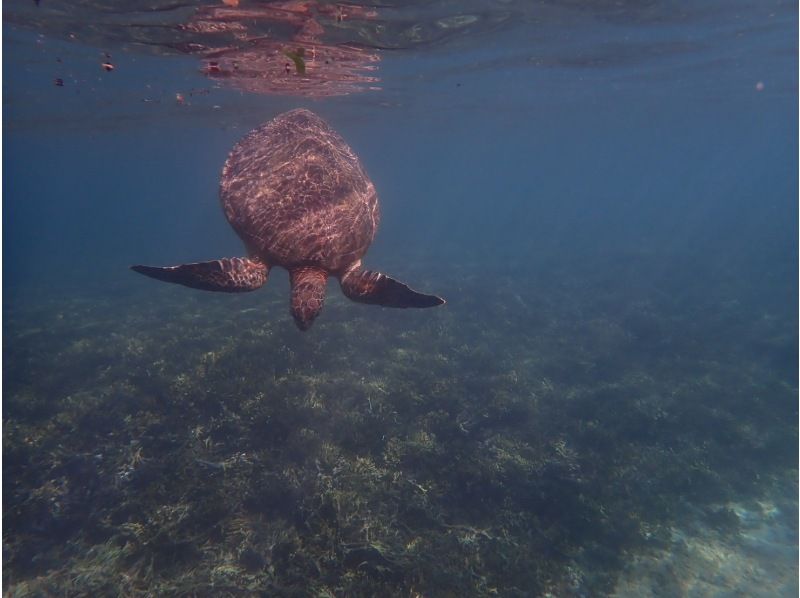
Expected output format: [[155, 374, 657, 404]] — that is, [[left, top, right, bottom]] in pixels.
[[755, 81, 765, 92], [176, 92, 185, 105]]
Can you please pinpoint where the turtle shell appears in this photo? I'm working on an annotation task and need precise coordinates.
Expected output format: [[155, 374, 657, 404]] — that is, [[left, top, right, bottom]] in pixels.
[[220, 109, 379, 274]]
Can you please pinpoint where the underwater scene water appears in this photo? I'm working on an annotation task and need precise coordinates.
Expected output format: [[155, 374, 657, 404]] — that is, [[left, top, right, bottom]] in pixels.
[[3, 1, 798, 596]]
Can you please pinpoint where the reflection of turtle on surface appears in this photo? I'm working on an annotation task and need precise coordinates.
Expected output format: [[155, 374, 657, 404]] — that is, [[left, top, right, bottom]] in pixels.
[[133, 109, 444, 330], [185, 1, 380, 97]]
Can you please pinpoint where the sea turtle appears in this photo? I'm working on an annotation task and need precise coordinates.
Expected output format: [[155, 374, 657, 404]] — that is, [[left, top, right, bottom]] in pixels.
[[132, 108, 444, 330]]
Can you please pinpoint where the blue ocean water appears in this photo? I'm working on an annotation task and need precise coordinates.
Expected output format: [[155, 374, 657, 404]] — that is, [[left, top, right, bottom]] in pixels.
[[4, 1, 798, 596]]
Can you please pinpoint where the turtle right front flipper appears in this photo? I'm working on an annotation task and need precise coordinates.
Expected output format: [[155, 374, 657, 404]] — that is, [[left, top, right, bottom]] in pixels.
[[340, 266, 444, 308], [131, 257, 268, 292]]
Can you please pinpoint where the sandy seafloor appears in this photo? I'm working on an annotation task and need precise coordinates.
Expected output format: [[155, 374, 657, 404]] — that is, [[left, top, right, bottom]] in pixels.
[[4, 253, 796, 596], [614, 497, 797, 597]]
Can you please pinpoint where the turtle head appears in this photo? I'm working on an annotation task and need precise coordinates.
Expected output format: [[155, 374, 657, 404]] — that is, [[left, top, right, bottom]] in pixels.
[[289, 267, 328, 331]]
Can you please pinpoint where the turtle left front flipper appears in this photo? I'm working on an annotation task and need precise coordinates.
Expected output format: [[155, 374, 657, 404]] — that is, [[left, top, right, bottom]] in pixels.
[[131, 257, 268, 292], [340, 266, 444, 308]]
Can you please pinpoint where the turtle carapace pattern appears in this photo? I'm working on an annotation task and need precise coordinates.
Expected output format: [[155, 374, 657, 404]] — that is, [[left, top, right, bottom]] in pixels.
[[132, 109, 444, 330]]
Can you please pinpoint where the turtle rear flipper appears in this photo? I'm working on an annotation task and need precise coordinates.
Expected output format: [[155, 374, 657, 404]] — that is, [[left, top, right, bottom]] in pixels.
[[131, 257, 268, 292], [340, 266, 444, 308]]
